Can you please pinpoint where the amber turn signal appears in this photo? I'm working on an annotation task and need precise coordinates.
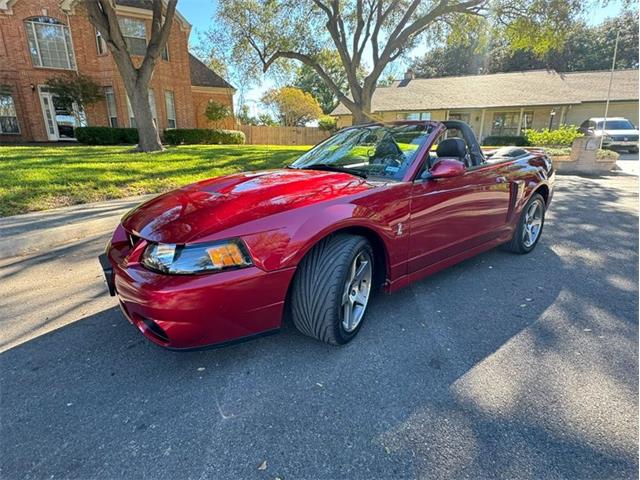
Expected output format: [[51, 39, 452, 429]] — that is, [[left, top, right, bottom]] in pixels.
[[207, 243, 249, 268]]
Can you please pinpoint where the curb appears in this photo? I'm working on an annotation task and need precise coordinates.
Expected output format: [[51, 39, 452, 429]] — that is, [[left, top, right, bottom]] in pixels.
[[0, 195, 153, 260]]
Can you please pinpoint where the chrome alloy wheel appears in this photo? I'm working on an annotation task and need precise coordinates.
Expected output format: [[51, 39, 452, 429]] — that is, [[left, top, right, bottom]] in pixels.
[[341, 250, 373, 333], [522, 199, 544, 248]]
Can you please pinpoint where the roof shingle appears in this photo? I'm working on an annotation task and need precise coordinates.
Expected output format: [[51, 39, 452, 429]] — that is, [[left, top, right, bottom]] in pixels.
[[331, 69, 639, 115], [188, 54, 235, 90], [562, 70, 639, 102]]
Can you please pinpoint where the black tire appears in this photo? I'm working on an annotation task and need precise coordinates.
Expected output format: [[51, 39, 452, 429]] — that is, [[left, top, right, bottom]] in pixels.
[[628, 146, 638, 154], [502, 193, 546, 254], [291, 234, 374, 345]]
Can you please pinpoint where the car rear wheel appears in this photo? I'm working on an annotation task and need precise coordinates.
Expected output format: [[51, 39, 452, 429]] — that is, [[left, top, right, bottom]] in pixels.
[[291, 234, 374, 345], [502, 193, 545, 254]]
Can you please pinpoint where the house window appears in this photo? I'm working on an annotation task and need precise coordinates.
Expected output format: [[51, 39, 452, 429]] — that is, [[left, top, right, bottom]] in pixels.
[[448, 112, 471, 124], [399, 112, 431, 121], [491, 111, 533, 136], [148, 89, 157, 126], [126, 95, 135, 127], [126, 89, 157, 128], [118, 17, 147, 56], [25, 17, 76, 69], [104, 87, 118, 127], [96, 29, 107, 55], [161, 44, 169, 61], [0, 92, 20, 134], [165, 91, 176, 128]]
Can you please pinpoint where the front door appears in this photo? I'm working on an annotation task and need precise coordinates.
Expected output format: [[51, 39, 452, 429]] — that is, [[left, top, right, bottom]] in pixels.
[[38, 87, 58, 141], [38, 86, 82, 141], [408, 164, 512, 273]]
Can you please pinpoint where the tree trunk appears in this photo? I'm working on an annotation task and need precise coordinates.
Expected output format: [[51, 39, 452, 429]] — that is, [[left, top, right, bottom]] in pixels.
[[127, 83, 162, 152], [350, 92, 373, 125], [352, 110, 370, 125]]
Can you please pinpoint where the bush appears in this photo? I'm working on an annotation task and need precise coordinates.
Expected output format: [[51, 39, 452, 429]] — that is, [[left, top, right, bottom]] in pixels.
[[75, 127, 139, 145], [163, 128, 245, 145], [482, 135, 529, 146], [523, 125, 583, 147], [544, 147, 572, 157], [596, 149, 619, 160], [318, 115, 337, 132]]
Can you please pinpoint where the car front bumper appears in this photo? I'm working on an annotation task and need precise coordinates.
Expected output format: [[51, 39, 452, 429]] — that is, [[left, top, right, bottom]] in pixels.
[[602, 140, 638, 148], [99, 243, 296, 350]]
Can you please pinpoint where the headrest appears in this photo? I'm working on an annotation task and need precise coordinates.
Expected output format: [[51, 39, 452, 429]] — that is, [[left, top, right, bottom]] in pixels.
[[436, 138, 467, 158]]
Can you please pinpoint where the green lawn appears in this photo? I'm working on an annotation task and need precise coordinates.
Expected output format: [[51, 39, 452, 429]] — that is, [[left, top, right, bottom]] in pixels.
[[0, 144, 310, 217]]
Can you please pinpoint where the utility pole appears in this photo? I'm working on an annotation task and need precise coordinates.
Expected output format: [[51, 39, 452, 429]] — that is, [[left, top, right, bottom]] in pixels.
[[600, 29, 620, 148]]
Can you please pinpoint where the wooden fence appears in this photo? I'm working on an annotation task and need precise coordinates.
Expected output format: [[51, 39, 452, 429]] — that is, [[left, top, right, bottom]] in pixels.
[[239, 125, 330, 146]]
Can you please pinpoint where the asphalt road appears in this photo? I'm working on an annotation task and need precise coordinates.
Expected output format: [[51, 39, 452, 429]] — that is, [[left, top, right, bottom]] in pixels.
[[1, 174, 638, 480]]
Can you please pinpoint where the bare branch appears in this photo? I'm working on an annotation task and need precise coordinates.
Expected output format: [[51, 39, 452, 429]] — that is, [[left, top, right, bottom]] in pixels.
[[264, 50, 359, 111], [140, 0, 178, 81]]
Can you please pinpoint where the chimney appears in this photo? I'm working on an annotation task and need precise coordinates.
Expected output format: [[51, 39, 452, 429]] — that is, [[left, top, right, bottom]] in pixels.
[[404, 69, 415, 81]]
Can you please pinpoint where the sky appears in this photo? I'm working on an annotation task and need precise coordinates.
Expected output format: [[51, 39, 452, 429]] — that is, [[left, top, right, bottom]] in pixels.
[[177, 0, 630, 115]]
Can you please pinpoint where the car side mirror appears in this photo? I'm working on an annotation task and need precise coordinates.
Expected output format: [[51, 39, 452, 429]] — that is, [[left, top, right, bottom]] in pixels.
[[429, 158, 465, 179]]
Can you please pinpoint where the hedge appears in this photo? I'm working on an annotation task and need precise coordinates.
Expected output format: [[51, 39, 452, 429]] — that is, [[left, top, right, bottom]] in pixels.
[[163, 128, 245, 145], [596, 148, 620, 160], [523, 125, 583, 147], [75, 127, 139, 145], [482, 135, 529, 146]]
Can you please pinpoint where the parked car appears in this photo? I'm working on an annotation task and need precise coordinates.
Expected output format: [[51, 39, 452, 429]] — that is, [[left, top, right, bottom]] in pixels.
[[99, 120, 554, 350], [578, 117, 639, 153]]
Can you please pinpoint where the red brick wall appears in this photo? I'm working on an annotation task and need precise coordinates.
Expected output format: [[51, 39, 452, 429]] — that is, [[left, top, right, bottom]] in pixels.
[[0, 1, 233, 142], [192, 90, 236, 129]]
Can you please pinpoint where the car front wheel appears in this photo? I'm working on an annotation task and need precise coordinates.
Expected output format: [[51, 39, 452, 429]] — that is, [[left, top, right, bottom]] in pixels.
[[291, 234, 374, 345], [503, 193, 546, 254]]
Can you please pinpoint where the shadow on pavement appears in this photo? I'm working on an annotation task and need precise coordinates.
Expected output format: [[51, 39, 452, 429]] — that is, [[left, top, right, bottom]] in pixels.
[[1, 175, 637, 479]]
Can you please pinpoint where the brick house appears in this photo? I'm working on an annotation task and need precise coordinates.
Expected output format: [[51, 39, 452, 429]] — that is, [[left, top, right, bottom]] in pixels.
[[0, 0, 235, 142]]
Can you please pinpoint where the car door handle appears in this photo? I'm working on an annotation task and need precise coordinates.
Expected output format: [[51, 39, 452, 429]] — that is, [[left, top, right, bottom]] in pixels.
[[496, 176, 508, 183]]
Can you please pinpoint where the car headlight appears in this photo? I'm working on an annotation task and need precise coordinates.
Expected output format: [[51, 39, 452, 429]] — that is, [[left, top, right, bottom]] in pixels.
[[141, 239, 252, 274]]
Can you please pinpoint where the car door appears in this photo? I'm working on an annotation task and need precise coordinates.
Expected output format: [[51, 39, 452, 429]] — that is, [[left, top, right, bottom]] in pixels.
[[407, 162, 512, 274]]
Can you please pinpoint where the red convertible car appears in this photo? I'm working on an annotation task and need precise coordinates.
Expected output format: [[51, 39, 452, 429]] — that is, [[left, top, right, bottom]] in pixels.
[[99, 120, 554, 349]]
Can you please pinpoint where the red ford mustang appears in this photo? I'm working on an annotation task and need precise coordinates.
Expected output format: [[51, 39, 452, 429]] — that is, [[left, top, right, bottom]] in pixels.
[[99, 120, 554, 350]]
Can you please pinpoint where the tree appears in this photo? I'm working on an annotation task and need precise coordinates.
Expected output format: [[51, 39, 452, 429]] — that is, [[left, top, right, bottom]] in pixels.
[[212, 0, 589, 124], [45, 74, 104, 125], [410, 12, 639, 77], [235, 104, 278, 125], [262, 87, 323, 126], [86, 0, 178, 152], [318, 115, 338, 131], [257, 113, 278, 126], [204, 101, 231, 127], [293, 49, 363, 114], [236, 104, 258, 125]]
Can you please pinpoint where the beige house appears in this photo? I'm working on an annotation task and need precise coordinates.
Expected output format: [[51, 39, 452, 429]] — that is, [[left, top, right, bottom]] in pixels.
[[331, 69, 639, 141]]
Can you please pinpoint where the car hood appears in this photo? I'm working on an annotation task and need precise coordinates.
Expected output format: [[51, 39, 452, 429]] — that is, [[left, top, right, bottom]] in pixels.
[[122, 169, 373, 244], [598, 129, 640, 136]]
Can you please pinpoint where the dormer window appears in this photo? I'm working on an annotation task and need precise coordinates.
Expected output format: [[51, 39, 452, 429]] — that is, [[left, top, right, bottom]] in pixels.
[[25, 17, 76, 70]]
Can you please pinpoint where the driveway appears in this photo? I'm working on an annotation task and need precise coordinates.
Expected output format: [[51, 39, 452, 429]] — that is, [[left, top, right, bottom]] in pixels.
[[1, 175, 638, 479], [617, 151, 639, 175]]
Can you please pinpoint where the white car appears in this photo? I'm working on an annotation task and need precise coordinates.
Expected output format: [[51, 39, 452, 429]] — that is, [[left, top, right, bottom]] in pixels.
[[579, 117, 639, 153]]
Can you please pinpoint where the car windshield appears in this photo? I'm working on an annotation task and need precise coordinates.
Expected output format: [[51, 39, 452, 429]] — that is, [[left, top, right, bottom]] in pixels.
[[596, 120, 635, 130], [290, 123, 434, 180]]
